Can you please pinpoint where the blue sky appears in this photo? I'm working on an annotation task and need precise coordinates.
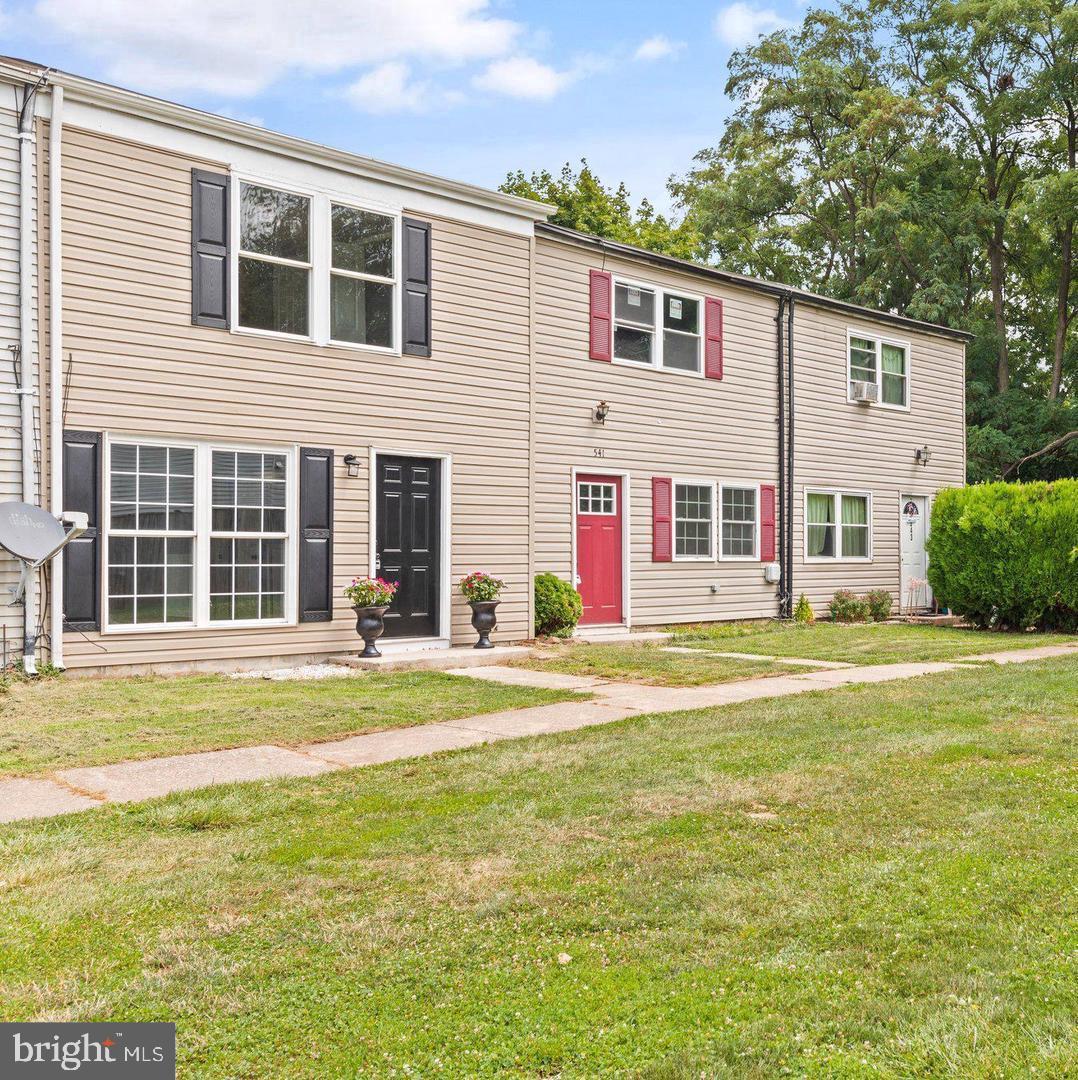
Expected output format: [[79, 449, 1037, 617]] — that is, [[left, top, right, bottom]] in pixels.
[[0, 0, 803, 212]]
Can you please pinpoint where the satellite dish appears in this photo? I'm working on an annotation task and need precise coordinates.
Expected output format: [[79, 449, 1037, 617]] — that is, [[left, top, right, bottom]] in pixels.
[[0, 502, 71, 563], [0, 502, 88, 608]]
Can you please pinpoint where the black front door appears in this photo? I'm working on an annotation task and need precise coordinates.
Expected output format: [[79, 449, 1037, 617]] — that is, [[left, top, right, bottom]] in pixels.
[[377, 456, 441, 638]]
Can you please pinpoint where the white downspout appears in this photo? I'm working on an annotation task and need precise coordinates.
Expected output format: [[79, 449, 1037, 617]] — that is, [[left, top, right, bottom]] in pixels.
[[17, 84, 40, 674], [48, 85, 64, 669]]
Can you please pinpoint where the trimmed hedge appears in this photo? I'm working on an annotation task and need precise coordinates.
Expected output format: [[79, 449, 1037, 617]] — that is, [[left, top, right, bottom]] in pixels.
[[927, 480, 1078, 631], [534, 572, 583, 637]]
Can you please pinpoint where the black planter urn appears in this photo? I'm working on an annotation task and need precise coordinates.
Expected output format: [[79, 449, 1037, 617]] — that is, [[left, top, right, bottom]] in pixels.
[[353, 605, 390, 658], [468, 600, 500, 649]]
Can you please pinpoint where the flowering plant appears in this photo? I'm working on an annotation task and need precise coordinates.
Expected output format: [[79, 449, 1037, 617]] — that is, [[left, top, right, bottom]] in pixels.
[[459, 571, 506, 603], [344, 576, 398, 608]]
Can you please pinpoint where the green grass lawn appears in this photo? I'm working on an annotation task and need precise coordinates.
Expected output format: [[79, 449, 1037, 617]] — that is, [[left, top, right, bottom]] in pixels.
[[509, 641, 808, 685], [0, 672, 579, 778], [2, 656, 1075, 1076], [673, 620, 1078, 664]]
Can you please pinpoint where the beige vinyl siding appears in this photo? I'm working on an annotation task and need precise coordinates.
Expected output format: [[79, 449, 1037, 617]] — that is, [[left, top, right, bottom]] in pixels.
[[0, 104, 39, 661], [53, 126, 533, 671], [533, 235, 782, 625], [791, 304, 966, 612]]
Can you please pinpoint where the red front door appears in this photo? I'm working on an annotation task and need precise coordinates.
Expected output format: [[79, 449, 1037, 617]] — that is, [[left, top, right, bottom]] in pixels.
[[575, 474, 624, 625]]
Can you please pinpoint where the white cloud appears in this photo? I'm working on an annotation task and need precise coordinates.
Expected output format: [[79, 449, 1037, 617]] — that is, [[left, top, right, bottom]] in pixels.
[[633, 36, 684, 62], [472, 55, 577, 101], [345, 62, 430, 114], [32, 0, 522, 97], [713, 2, 794, 48]]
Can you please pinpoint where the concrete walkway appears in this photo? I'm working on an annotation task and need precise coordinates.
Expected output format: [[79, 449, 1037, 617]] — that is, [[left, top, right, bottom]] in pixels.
[[1, 642, 1074, 825]]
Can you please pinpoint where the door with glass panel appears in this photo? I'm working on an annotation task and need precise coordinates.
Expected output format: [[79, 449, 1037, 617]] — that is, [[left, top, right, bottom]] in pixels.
[[575, 475, 623, 625]]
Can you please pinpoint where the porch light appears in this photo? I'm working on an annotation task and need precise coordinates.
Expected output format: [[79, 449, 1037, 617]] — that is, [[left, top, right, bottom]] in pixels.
[[343, 453, 361, 478], [594, 400, 610, 425], [914, 445, 931, 467]]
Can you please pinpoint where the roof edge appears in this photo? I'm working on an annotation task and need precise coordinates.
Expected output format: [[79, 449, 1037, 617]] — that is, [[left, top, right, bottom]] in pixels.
[[537, 222, 974, 344], [0, 55, 556, 223]]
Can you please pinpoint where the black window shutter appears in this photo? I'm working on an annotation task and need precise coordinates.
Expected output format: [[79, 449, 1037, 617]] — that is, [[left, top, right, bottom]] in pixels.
[[401, 217, 432, 357], [62, 430, 102, 631], [299, 447, 334, 622], [192, 169, 230, 328]]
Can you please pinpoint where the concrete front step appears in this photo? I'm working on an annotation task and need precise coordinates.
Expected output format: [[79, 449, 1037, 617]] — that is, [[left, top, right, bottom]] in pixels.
[[328, 644, 535, 673]]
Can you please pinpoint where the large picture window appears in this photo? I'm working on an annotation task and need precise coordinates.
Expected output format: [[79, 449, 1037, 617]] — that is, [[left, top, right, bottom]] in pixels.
[[104, 439, 294, 631], [614, 277, 702, 375], [235, 179, 399, 350], [848, 332, 909, 408], [674, 481, 714, 559], [806, 491, 871, 560]]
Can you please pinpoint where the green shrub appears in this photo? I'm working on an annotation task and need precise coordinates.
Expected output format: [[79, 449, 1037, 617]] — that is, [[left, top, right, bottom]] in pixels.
[[927, 480, 1078, 631], [793, 593, 815, 624], [534, 572, 583, 637], [829, 589, 870, 623], [865, 589, 894, 622]]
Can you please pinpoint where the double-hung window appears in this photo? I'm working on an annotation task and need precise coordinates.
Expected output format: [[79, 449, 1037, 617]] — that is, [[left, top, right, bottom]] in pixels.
[[674, 481, 714, 559], [720, 485, 758, 559], [104, 438, 294, 630], [614, 278, 702, 375], [238, 183, 311, 337], [236, 180, 399, 350], [806, 491, 871, 560], [848, 332, 909, 408]]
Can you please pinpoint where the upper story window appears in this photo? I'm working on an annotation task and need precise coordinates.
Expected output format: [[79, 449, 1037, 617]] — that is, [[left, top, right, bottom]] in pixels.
[[614, 278, 702, 375], [848, 332, 909, 408], [238, 183, 311, 337], [235, 180, 399, 351], [806, 490, 871, 560]]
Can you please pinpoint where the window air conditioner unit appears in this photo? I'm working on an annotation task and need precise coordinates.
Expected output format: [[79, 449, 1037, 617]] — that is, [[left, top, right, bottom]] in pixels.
[[850, 380, 879, 403]]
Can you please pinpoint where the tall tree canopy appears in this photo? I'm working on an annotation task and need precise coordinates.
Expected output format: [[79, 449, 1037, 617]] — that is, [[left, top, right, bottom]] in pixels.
[[504, 0, 1076, 482]]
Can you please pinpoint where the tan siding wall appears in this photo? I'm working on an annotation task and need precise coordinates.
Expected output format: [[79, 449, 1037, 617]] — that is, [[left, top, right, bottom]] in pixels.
[[533, 236, 783, 625], [533, 236, 966, 626], [55, 126, 533, 671], [791, 304, 966, 612]]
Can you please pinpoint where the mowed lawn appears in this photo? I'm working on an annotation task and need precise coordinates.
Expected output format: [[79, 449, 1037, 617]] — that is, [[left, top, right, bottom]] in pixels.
[[2, 657, 1075, 1077], [0, 672, 579, 778], [673, 621, 1078, 664], [510, 640, 807, 685]]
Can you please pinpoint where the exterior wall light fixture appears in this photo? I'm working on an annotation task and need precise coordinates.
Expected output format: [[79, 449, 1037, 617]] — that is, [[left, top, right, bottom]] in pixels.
[[594, 400, 610, 425], [914, 445, 932, 467], [343, 453, 362, 478]]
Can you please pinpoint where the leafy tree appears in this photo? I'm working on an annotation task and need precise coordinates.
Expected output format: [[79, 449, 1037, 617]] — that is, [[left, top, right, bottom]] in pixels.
[[500, 161, 699, 260]]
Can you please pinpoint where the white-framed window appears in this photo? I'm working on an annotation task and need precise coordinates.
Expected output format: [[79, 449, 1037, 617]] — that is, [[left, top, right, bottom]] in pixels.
[[674, 481, 715, 560], [805, 490, 871, 561], [234, 177, 400, 352], [577, 482, 616, 515], [614, 277, 703, 375], [720, 484, 759, 559], [238, 182, 311, 338], [848, 330, 910, 409], [104, 436, 296, 631]]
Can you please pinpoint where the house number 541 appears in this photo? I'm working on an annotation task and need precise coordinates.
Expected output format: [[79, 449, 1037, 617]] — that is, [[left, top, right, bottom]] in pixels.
[[593, 448, 605, 458]]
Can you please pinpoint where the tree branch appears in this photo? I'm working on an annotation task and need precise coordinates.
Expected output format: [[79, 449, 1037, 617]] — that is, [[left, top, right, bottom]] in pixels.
[[1001, 432, 1078, 479]]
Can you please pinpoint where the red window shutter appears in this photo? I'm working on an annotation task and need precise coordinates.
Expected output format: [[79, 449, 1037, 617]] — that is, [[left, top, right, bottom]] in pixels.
[[760, 483, 776, 562], [652, 477, 673, 562], [589, 269, 613, 361], [704, 297, 724, 380]]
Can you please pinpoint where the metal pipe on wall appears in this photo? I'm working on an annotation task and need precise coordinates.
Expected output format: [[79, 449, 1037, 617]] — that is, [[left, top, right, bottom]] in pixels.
[[16, 82, 40, 674], [775, 293, 788, 618], [786, 297, 796, 613], [48, 84, 64, 668]]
